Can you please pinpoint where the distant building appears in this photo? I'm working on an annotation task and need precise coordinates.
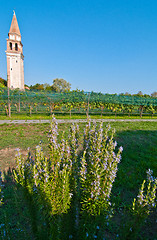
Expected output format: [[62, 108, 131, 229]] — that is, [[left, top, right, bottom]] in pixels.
[[6, 11, 24, 90]]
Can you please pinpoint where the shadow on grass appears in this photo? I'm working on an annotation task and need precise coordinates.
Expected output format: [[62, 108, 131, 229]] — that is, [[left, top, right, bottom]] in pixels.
[[0, 168, 35, 240], [113, 130, 157, 202], [112, 130, 157, 240], [0, 169, 80, 240]]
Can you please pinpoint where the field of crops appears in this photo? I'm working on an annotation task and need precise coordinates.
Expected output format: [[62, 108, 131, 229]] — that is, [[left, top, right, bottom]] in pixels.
[[0, 89, 157, 118], [0, 120, 156, 239]]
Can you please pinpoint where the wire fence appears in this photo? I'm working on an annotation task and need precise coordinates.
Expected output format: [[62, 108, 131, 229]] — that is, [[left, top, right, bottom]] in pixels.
[[0, 89, 157, 117]]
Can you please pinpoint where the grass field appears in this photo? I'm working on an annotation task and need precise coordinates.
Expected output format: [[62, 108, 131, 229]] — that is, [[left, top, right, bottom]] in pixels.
[[0, 121, 157, 239], [0, 113, 157, 120]]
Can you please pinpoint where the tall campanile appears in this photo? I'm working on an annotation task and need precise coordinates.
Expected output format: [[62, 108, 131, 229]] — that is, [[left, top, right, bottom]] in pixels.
[[6, 11, 24, 90]]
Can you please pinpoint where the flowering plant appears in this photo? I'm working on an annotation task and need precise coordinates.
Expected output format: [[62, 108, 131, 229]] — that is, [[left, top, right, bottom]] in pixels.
[[80, 120, 123, 216], [132, 169, 157, 217], [121, 169, 157, 239], [13, 117, 123, 239]]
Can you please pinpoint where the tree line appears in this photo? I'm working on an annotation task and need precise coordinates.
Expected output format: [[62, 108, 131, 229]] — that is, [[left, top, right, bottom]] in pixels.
[[0, 76, 157, 97]]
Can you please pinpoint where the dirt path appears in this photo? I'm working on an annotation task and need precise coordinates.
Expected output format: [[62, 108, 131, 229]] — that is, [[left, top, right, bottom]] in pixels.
[[0, 119, 157, 124]]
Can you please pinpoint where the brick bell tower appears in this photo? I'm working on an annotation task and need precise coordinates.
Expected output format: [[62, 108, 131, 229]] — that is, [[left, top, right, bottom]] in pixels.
[[6, 11, 24, 90]]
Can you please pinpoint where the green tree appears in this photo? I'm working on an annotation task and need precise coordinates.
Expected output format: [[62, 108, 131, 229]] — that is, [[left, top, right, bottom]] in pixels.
[[124, 92, 131, 96], [43, 83, 51, 91], [0, 77, 7, 87], [0, 82, 5, 89], [151, 92, 157, 98], [51, 78, 71, 92], [136, 91, 143, 96], [30, 83, 44, 90]]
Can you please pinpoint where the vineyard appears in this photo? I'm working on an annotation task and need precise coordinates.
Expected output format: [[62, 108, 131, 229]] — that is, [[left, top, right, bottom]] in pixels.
[[0, 89, 157, 118]]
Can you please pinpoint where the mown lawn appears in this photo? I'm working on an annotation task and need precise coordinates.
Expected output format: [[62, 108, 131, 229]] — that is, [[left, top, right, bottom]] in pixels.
[[0, 121, 156, 239], [0, 113, 157, 120]]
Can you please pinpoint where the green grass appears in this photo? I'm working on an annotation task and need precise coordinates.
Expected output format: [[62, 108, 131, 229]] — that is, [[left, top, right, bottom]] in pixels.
[[0, 113, 157, 120], [0, 121, 157, 239]]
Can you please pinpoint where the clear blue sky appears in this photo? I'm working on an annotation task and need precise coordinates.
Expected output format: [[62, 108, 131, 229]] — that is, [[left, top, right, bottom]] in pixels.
[[0, 0, 157, 94]]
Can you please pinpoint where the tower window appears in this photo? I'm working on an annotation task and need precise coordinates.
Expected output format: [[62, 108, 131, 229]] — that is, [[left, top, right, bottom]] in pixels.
[[10, 42, 12, 50], [15, 43, 18, 51], [11, 68, 12, 70]]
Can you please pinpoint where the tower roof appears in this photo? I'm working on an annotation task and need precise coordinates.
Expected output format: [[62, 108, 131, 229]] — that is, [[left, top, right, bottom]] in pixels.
[[9, 11, 21, 36]]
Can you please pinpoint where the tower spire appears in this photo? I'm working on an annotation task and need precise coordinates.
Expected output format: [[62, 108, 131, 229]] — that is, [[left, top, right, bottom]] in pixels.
[[9, 11, 21, 36], [6, 12, 24, 90]]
